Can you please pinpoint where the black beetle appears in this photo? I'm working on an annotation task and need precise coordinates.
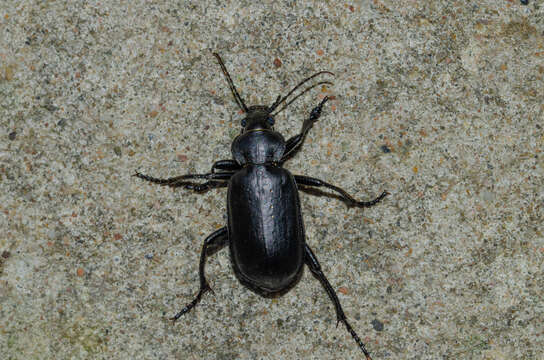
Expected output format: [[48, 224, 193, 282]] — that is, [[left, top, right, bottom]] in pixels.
[[134, 53, 388, 359]]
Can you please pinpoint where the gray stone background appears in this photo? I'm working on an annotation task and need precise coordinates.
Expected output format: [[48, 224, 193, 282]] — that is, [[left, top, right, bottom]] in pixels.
[[1, 1, 542, 359]]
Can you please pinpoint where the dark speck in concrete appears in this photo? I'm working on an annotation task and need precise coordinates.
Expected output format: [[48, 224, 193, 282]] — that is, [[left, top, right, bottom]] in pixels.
[[372, 319, 384, 331], [380, 145, 391, 153]]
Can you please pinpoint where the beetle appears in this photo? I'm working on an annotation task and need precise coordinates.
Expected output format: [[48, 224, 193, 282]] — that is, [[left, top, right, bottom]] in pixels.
[[134, 53, 388, 359]]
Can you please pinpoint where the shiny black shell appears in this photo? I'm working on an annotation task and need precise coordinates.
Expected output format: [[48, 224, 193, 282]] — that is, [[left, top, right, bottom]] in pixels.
[[231, 128, 285, 165], [227, 163, 305, 297]]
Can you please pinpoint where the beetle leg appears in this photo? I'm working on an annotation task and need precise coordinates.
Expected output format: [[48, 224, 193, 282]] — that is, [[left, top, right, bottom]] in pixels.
[[294, 175, 389, 208], [181, 172, 234, 192], [211, 159, 241, 173], [171, 227, 228, 322], [184, 180, 228, 192], [304, 244, 373, 360], [281, 96, 330, 162], [133, 171, 234, 189]]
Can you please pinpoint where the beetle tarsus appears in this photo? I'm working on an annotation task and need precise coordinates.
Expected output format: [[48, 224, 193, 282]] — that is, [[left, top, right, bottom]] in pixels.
[[282, 97, 331, 162], [133, 171, 170, 184], [170, 285, 211, 322], [309, 96, 329, 122], [305, 96, 330, 131], [341, 318, 373, 360], [355, 190, 389, 208]]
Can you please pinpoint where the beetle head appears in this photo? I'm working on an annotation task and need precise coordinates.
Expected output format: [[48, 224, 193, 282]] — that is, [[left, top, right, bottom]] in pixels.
[[235, 105, 276, 133]]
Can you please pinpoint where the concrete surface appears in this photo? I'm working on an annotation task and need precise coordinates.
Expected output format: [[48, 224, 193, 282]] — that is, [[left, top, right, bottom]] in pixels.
[[0, 1, 542, 359]]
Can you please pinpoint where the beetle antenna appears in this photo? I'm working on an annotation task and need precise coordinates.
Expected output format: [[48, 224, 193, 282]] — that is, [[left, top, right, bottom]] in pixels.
[[272, 81, 333, 115], [268, 70, 334, 113], [213, 53, 249, 113]]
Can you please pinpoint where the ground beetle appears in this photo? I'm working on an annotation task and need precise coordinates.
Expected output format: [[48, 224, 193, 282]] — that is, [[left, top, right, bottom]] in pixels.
[[134, 53, 389, 359]]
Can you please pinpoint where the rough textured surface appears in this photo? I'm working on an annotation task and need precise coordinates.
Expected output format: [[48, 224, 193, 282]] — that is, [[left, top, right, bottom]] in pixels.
[[1, 1, 542, 359]]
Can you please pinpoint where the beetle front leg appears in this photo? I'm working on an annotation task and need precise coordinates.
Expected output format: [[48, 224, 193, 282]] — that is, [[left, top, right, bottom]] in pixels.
[[281, 96, 330, 162], [305, 244, 373, 360], [211, 159, 241, 173], [171, 227, 228, 322], [294, 175, 389, 208]]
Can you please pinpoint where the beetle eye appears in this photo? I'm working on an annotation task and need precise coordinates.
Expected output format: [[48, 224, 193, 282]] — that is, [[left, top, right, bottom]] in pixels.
[[266, 116, 275, 126], [232, 112, 246, 127]]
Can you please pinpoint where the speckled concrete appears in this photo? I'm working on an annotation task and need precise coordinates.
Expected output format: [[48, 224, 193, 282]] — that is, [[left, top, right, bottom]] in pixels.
[[1, 1, 542, 359]]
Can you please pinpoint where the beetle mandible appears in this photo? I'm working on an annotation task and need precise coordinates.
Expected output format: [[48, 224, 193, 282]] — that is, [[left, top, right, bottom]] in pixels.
[[134, 53, 389, 359]]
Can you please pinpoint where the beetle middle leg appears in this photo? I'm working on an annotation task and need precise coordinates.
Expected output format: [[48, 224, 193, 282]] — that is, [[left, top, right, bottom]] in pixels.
[[134, 171, 234, 191], [305, 244, 373, 360], [184, 180, 228, 192], [294, 175, 389, 208], [281, 96, 330, 162], [171, 227, 228, 322]]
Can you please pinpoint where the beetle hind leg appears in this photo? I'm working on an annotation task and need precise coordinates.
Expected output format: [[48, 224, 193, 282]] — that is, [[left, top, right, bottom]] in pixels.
[[170, 227, 228, 322], [304, 244, 373, 360]]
